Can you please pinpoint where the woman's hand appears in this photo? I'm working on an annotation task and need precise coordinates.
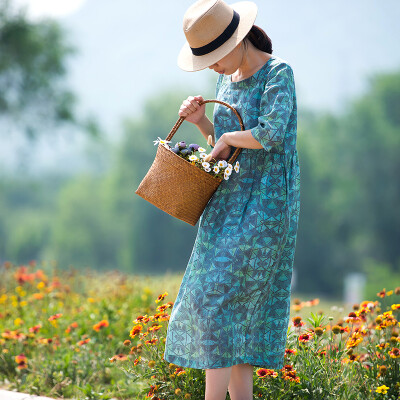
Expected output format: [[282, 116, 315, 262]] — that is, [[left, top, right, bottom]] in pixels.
[[178, 95, 206, 125], [206, 136, 232, 161]]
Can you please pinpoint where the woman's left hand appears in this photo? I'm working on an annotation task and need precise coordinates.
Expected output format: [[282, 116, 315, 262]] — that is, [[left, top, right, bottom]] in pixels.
[[209, 136, 232, 161]]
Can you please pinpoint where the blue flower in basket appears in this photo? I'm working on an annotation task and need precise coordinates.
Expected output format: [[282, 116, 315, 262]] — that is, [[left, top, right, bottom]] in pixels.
[[180, 148, 191, 157], [188, 143, 200, 151], [177, 141, 187, 149]]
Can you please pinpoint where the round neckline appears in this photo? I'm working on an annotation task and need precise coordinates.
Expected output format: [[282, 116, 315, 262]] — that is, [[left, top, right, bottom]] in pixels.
[[228, 55, 276, 86]]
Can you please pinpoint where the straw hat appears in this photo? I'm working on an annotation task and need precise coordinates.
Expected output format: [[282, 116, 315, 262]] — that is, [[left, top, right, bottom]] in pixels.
[[178, 0, 258, 72]]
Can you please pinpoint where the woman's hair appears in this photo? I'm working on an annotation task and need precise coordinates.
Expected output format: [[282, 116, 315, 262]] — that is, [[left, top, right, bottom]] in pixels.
[[243, 25, 273, 54]]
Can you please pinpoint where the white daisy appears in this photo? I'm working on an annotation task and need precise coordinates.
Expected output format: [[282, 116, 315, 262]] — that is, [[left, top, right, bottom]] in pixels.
[[153, 136, 172, 147], [202, 161, 210, 169], [234, 163, 240, 173], [224, 173, 230, 180], [226, 162, 232, 169], [199, 152, 207, 159], [189, 155, 198, 161], [204, 167, 211, 172], [217, 160, 225, 168], [213, 165, 220, 173], [198, 147, 206, 153], [225, 167, 232, 176]]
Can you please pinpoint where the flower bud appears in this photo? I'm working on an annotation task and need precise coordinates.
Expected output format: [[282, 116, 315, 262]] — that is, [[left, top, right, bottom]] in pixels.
[[189, 143, 199, 151]]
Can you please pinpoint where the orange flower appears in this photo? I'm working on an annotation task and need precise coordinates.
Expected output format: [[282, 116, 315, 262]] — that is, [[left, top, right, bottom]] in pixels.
[[145, 338, 158, 345], [174, 367, 185, 375], [109, 354, 128, 362], [130, 324, 143, 339], [285, 348, 297, 357], [133, 356, 141, 366], [256, 368, 277, 378], [38, 338, 52, 345], [155, 292, 168, 303], [298, 332, 314, 343], [148, 325, 162, 332], [154, 312, 170, 321], [389, 347, 400, 358], [377, 288, 386, 298], [156, 302, 173, 312], [292, 316, 305, 328], [146, 384, 158, 398], [48, 313, 62, 321], [281, 364, 300, 383], [15, 353, 28, 369], [65, 322, 78, 334], [29, 324, 42, 333], [77, 338, 91, 346], [134, 315, 149, 324], [93, 320, 109, 332]]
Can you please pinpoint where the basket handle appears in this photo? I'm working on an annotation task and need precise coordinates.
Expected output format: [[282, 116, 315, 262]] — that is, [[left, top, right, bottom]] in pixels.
[[165, 99, 244, 165]]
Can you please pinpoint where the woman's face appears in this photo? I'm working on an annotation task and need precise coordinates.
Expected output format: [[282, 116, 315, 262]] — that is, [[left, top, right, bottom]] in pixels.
[[208, 42, 244, 75]]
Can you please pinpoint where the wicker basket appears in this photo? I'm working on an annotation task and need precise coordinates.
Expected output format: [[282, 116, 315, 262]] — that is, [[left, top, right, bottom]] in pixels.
[[134, 99, 244, 226]]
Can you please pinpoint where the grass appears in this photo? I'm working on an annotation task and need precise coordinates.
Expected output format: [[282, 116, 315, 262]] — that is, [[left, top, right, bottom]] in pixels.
[[0, 260, 399, 399]]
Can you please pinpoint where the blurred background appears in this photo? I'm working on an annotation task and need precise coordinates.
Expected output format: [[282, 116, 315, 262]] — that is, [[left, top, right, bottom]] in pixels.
[[0, 0, 399, 303]]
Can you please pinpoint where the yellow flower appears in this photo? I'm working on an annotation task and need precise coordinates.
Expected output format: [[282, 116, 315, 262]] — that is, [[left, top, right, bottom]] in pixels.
[[376, 385, 389, 394], [14, 318, 24, 327], [156, 292, 168, 303], [175, 388, 182, 395]]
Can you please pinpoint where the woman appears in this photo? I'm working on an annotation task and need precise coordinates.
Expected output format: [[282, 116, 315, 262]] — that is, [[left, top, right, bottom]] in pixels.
[[164, 0, 301, 399]]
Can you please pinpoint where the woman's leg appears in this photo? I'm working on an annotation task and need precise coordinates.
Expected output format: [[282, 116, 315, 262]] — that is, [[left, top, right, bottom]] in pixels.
[[227, 363, 254, 400], [205, 366, 232, 400]]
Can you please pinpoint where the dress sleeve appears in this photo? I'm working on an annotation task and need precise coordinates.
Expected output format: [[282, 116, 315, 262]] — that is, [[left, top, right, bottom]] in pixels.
[[250, 63, 295, 152]]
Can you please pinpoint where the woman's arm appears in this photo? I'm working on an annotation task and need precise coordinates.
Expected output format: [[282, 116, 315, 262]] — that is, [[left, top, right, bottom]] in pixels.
[[220, 130, 263, 149], [195, 115, 215, 146]]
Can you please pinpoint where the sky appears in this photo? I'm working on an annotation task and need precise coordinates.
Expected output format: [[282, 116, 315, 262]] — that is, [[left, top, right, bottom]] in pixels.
[[12, 0, 88, 19], [2, 0, 400, 174]]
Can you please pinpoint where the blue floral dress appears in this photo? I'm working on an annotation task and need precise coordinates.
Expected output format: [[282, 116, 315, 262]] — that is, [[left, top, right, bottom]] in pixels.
[[164, 54, 301, 370]]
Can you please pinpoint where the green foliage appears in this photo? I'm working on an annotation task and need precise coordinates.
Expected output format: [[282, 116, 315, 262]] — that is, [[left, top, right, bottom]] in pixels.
[[118, 277, 400, 400], [362, 257, 400, 301], [294, 68, 400, 296], [0, 0, 102, 139]]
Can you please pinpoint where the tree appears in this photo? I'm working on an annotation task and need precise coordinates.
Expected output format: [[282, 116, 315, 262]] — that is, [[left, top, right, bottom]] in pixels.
[[0, 0, 100, 139]]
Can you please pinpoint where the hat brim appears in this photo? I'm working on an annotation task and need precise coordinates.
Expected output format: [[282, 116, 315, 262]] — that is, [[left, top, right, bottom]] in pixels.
[[177, 1, 258, 72]]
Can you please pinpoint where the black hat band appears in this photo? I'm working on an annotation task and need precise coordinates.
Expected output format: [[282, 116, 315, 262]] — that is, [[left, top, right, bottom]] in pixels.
[[190, 10, 240, 56]]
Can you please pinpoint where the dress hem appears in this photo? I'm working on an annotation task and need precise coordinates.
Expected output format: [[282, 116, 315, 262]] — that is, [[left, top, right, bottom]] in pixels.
[[163, 352, 284, 371]]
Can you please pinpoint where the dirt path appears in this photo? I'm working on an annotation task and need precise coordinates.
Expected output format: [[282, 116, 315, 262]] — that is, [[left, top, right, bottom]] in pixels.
[[0, 390, 57, 400]]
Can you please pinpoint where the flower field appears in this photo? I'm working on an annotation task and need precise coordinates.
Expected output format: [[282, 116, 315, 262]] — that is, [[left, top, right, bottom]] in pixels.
[[1, 261, 399, 399]]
